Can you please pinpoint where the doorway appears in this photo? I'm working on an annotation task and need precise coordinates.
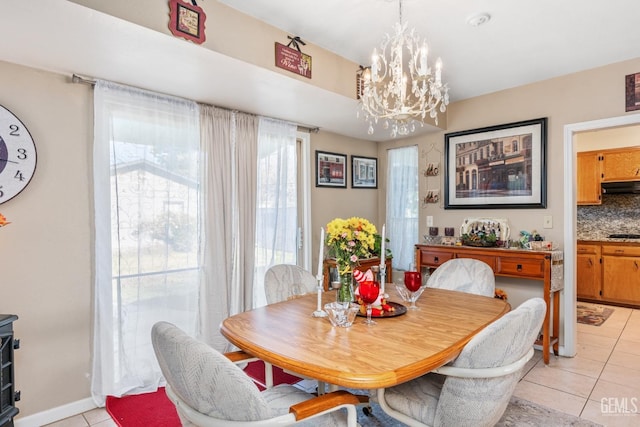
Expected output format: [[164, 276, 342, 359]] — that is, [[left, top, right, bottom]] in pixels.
[[563, 113, 640, 357]]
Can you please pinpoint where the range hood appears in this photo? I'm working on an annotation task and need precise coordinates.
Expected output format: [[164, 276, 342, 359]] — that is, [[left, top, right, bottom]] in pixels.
[[601, 181, 640, 194]]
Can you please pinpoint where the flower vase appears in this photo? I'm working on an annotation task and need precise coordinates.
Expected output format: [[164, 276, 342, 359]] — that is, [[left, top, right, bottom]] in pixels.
[[337, 272, 354, 304]]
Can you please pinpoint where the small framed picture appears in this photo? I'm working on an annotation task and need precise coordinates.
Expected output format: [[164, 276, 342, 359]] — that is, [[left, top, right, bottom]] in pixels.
[[316, 151, 347, 188], [168, 0, 206, 44], [625, 72, 640, 112], [351, 155, 378, 189]]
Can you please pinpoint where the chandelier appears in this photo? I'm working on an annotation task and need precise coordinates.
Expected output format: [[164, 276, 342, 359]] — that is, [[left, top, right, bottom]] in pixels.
[[359, 0, 449, 138]]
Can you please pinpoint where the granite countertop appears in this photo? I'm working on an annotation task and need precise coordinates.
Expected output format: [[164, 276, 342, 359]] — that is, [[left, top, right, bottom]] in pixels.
[[577, 232, 640, 243]]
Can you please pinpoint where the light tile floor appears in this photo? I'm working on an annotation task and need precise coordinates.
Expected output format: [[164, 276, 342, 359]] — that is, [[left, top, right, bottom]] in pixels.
[[44, 302, 640, 427]]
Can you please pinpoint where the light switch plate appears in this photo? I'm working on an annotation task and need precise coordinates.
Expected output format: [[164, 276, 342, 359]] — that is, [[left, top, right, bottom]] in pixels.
[[543, 215, 553, 229], [427, 216, 434, 227]]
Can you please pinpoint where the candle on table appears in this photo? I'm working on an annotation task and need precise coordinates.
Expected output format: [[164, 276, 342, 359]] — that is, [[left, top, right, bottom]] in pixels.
[[380, 224, 386, 294], [380, 224, 386, 267], [317, 227, 325, 279]]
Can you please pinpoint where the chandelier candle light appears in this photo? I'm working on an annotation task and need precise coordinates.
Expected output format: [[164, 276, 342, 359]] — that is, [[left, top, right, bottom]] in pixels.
[[359, 0, 449, 137], [313, 227, 328, 317]]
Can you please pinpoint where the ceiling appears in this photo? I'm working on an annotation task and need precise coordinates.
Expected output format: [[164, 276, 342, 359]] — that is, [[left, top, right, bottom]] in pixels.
[[1, 0, 640, 142]]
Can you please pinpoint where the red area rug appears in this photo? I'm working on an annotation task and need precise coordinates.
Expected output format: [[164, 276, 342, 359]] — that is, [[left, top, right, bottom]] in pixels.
[[106, 361, 302, 426]]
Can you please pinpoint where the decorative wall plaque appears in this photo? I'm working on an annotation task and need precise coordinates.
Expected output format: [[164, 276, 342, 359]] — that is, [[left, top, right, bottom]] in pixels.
[[168, 0, 206, 44], [275, 42, 312, 79]]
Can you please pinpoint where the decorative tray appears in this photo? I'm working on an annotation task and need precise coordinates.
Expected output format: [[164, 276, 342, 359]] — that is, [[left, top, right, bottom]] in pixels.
[[356, 301, 407, 318], [460, 217, 510, 246]]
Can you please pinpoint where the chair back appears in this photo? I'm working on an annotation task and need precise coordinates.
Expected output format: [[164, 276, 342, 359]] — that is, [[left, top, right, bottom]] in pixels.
[[426, 258, 495, 297], [433, 297, 546, 427], [264, 264, 317, 304], [151, 321, 272, 423]]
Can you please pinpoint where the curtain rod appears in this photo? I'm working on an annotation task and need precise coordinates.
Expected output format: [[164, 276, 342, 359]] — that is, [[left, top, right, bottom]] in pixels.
[[71, 73, 321, 133], [71, 74, 96, 86]]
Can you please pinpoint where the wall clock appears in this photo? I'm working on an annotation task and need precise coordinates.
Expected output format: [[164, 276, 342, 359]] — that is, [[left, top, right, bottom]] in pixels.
[[0, 105, 37, 204]]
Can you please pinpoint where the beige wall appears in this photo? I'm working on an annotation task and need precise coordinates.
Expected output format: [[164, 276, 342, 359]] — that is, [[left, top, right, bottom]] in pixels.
[[0, 61, 94, 417], [576, 124, 640, 151], [310, 131, 380, 274], [378, 57, 640, 307]]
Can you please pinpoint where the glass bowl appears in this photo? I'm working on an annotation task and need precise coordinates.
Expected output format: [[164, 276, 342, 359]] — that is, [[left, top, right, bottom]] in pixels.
[[324, 302, 360, 327]]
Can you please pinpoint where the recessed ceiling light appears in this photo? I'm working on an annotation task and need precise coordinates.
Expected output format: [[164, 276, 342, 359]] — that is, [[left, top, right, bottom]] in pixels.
[[466, 12, 491, 27]]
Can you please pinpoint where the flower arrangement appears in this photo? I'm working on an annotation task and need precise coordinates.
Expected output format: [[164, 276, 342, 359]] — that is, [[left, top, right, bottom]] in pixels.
[[325, 217, 378, 275], [0, 213, 9, 227]]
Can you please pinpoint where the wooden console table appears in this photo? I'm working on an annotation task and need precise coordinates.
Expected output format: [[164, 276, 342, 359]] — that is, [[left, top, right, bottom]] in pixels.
[[415, 244, 563, 364], [323, 257, 392, 291]]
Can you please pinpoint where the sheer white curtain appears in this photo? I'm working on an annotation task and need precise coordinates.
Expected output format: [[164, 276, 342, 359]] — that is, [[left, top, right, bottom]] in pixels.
[[386, 146, 419, 271], [253, 117, 298, 307], [92, 81, 201, 404], [199, 105, 259, 350]]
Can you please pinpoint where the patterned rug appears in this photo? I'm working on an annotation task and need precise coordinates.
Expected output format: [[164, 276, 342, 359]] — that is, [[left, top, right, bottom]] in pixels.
[[356, 395, 602, 427], [577, 304, 614, 326]]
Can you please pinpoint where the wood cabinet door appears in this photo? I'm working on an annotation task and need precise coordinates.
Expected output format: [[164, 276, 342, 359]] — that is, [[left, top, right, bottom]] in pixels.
[[602, 147, 640, 182], [576, 244, 601, 300], [602, 255, 640, 304], [577, 152, 602, 205]]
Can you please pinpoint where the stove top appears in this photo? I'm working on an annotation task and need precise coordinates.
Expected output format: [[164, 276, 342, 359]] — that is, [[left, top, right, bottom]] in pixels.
[[608, 234, 640, 239]]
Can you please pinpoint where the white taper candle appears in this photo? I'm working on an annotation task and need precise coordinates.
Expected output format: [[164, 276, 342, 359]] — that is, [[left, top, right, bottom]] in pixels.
[[317, 227, 325, 279]]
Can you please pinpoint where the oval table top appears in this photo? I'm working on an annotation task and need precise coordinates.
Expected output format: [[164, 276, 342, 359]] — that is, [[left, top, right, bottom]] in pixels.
[[221, 286, 510, 389]]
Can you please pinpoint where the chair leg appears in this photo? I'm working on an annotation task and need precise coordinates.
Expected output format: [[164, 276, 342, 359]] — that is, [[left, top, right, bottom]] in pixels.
[[264, 362, 274, 389]]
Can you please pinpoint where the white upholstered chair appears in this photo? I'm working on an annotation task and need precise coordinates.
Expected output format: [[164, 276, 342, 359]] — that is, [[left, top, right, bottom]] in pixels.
[[264, 264, 318, 305], [151, 321, 360, 427], [426, 258, 495, 297], [373, 297, 546, 427], [264, 264, 326, 393]]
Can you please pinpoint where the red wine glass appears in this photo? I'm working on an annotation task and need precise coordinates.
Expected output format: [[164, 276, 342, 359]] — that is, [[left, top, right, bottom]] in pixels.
[[403, 271, 424, 309], [359, 281, 380, 325]]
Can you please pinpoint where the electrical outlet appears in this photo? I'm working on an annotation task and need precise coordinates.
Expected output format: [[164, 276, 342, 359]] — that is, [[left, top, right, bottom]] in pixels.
[[427, 216, 434, 227], [543, 215, 553, 229]]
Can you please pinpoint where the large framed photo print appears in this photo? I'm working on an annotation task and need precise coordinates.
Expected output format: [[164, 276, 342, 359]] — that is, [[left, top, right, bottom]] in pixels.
[[444, 118, 547, 209], [351, 155, 377, 188], [316, 151, 347, 188]]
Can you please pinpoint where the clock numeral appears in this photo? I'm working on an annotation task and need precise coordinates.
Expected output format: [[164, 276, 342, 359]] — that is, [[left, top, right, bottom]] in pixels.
[[9, 124, 20, 136], [0, 186, 3, 198], [14, 170, 25, 181], [17, 148, 27, 160]]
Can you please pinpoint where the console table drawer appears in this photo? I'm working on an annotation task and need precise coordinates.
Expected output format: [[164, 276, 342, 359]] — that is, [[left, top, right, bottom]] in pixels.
[[496, 257, 545, 278], [419, 249, 454, 267]]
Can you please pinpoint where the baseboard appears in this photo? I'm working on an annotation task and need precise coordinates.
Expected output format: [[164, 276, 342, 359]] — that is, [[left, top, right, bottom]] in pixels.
[[14, 397, 97, 427]]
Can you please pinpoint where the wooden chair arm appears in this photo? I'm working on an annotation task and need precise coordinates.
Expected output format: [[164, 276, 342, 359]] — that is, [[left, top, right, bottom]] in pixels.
[[224, 350, 257, 363], [289, 390, 361, 421]]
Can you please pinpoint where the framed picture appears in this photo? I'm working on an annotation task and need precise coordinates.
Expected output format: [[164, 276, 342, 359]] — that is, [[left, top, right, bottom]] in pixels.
[[444, 118, 547, 209], [351, 155, 378, 188], [625, 72, 640, 112], [316, 151, 347, 188], [168, 0, 206, 44]]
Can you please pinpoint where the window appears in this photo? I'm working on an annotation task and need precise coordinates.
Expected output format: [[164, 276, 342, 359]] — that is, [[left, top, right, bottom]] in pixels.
[[92, 81, 201, 403], [386, 146, 419, 271]]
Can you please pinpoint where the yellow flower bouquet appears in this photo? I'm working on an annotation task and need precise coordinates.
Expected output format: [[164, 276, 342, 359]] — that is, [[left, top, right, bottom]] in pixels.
[[325, 217, 377, 275]]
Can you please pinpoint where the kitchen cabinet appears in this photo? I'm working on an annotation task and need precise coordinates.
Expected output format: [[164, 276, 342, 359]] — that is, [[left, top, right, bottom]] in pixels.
[[601, 245, 640, 306], [601, 146, 640, 182], [576, 243, 601, 300], [577, 152, 602, 205], [577, 241, 640, 308]]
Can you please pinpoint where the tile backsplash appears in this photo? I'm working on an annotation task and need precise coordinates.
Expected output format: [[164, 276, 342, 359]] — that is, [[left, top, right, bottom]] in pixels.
[[577, 194, 640, 239]]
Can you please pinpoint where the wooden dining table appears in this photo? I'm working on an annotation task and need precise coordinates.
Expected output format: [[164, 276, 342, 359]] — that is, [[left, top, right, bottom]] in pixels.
[[220, 287, 510, 390]]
